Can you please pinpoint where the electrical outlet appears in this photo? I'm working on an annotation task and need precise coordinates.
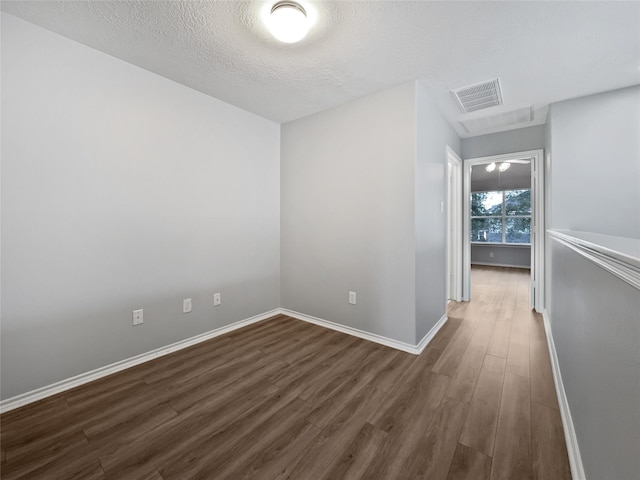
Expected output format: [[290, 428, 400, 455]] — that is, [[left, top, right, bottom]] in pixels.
[[348, 291, 357, 305], [213, 292, 221, 306], [132, 309, 143, 326], [489, 251, 494, 258], [183, 298, 192, 314]]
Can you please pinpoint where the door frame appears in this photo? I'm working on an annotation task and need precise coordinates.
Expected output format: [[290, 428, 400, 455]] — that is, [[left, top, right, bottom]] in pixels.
[[462, 149, 545, 312], [446, 146, 463, 302]]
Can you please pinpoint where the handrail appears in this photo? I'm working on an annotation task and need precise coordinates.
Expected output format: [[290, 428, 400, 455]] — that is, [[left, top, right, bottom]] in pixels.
[[548, 229, 640, 291]]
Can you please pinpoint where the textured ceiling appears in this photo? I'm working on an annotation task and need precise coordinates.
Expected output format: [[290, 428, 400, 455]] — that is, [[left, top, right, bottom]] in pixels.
[[2, 1, 639, 136]]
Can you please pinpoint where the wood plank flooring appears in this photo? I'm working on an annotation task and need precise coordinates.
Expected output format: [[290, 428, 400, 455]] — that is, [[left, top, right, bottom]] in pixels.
[[0, 266, 571, 480]]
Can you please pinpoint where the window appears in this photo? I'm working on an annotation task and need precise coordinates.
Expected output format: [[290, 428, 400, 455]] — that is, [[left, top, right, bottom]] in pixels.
[[471, 189, 531, 244]]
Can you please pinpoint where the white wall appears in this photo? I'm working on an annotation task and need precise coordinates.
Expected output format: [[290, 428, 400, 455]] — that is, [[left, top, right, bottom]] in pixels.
[[548, 86, 640, 238], [471, 245, 530, 268], [1, 14, 281, 400], [280, 82, 418, 344], [415, 82, 461, 340], [549, 241, 640, 480], [461, 125, 545, 159], [546, 85, 640, 480]]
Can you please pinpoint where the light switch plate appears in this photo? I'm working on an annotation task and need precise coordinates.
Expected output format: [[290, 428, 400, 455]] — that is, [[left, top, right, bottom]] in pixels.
[[183, 298, 192, 313], [132, 309, 143, 326]]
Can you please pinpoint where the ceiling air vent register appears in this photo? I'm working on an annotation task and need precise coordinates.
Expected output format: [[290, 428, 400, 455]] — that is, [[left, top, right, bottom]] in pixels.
[[452, 78, 503, 113]]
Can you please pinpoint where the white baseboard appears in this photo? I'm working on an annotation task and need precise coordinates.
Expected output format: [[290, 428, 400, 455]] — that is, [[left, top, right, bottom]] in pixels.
[[278, 308, 447, 356], [471, 262, 531, 269], [415, 313, 448, 354], [542, 309, 586, 480], [0, 309, 281, 414], [1, 308, 449, 413]]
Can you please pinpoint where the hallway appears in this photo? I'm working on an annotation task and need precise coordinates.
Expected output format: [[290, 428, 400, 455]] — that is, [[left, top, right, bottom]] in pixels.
[[444, 265, 571, 479]]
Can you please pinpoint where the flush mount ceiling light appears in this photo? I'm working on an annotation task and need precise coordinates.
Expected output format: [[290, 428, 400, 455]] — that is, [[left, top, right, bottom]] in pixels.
[[486, 161, 511, 173], [267, 1, 309, 43]]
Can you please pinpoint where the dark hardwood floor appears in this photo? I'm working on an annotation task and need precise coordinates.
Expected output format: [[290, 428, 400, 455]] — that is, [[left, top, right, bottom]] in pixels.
[[0, 266, 571, 479]]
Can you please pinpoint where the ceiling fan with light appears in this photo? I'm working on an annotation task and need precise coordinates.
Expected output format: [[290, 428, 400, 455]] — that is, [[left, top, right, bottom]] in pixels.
[[485, 159, 529, 173]]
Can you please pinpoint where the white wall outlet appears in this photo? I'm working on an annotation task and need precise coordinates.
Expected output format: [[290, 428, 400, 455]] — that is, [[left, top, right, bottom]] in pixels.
[[183, 298, 192, 313], [440, 201, 445, 213], [213, 292, 221, 306], [132, 309, 143, 326], [348, 291, 357, 305], [489, 251, 494, 258]]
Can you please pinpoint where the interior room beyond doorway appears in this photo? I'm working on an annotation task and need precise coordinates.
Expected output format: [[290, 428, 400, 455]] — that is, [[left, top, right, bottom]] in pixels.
[[462, 150, 544, 311]]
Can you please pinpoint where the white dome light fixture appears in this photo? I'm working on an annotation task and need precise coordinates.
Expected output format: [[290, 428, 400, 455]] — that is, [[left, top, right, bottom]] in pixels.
[[267, 1, 309, 43]]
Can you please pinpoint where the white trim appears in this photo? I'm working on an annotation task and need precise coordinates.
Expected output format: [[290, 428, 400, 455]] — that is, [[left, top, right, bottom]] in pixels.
[[549, 229, 640, 291], [463, 149, 544, 311], [542, 309, 586, 480], [471, 262, 530, 269], [471, 242, 531, 248], [531, 152, 545, 311], [0, 309, 280, 413], [279, 308, 448, 355], [0, 308, 451, 412], [447, 146, 463, 302], [415, 313, 449, 354]]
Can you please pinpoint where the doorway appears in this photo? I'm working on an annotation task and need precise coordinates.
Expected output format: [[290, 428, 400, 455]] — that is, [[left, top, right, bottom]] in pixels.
[[447, 146, 463, 302], [462, 150, 544, 312]]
